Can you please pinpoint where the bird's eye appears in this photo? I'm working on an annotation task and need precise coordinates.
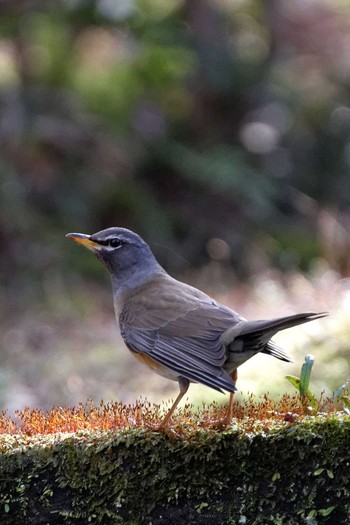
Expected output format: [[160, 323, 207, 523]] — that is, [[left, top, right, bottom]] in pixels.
[[109, 238, 122, 248]]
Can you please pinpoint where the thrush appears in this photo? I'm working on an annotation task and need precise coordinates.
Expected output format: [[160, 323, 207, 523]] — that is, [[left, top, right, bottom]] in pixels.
[[66, 227, 326, 428]]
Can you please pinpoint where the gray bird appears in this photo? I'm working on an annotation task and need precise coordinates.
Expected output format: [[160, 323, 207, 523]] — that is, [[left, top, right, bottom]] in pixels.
[[66, 227, 326, 428]]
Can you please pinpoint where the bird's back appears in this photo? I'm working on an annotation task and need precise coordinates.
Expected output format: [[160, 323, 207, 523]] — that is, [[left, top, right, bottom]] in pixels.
[[118, 272, 242, 336]]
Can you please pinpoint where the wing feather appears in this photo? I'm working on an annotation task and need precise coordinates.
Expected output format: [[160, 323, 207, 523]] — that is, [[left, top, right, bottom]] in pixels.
[[119, 276, 240, 393], [124, 328, 236, 393]]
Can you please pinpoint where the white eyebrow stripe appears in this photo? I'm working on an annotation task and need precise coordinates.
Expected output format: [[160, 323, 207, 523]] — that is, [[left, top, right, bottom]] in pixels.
[[97, 240, 124, 250]]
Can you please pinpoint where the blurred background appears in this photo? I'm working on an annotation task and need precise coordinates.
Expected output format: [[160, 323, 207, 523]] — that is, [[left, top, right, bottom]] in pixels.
[[1, 0, 350, 413]]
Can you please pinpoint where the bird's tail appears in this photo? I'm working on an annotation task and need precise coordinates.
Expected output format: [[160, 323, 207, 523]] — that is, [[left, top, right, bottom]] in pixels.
[[238, 312, 328, 362]]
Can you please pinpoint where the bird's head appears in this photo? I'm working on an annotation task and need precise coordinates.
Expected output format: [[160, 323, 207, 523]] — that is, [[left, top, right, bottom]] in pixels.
[[66, 227, 163, 289]]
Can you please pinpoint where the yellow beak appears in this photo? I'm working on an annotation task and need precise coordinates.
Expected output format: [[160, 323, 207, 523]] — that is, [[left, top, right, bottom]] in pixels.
[[66, 233, 99, 251]]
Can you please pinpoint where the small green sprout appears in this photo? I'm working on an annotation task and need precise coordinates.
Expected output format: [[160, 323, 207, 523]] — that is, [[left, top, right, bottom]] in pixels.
[[286, 356, 350, 415], [332, 380, 350, 414], [285, 354, 318, 413]]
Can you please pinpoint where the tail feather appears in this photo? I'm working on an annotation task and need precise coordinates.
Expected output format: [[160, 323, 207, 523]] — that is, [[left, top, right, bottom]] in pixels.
[[235, 311, 327, 362], [261, 340, 292, 362], [239, 312, 328, 337]]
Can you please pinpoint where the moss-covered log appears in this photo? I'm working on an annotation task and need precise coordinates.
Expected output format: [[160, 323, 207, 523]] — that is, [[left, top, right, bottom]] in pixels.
[[0, 414, 349, 524]]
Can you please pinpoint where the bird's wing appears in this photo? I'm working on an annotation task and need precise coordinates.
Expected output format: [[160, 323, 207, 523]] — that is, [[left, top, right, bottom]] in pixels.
[[119, 276, 241, 393]]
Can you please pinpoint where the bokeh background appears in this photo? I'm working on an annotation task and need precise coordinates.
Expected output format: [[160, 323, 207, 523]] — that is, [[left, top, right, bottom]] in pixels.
[[1, 0, 350, 413]]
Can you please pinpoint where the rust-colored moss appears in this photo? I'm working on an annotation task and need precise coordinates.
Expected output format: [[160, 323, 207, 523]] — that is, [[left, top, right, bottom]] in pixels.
[[0, 393, 338, 436]]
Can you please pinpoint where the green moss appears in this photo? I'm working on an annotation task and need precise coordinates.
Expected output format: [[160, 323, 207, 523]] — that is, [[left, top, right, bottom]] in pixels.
[[0, 414, 349, 524]]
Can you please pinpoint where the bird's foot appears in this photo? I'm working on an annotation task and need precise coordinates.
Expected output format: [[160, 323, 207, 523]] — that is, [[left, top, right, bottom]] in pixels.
[[144, 421, 184, 439], [199, 415, 233, 430]]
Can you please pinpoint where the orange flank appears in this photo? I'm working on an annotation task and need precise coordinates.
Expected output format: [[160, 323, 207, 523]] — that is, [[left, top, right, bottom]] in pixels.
[[132, 352, 169, 375]]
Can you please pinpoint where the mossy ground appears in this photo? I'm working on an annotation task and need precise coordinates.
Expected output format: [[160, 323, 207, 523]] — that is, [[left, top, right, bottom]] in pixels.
[[0, 398, 349, 524]]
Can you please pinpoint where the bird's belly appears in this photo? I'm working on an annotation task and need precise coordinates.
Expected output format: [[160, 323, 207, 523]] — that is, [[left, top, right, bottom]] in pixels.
[[131, 350, 180, 382]]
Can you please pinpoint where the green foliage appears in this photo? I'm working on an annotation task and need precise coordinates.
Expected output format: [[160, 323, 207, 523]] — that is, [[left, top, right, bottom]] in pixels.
[[286, 355, 350, 416], [2, 0, 350, 288], [332, 381, 350, 415]]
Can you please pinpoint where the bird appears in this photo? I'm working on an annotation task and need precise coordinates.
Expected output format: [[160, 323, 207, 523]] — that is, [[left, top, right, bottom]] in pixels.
[[66, 227, 327, 429]]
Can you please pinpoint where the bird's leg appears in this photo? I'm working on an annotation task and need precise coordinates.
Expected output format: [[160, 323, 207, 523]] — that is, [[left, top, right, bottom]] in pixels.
[[207, 369, 237, 429], [154, 377, 190, 430], [224, 369, 238, 425]]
